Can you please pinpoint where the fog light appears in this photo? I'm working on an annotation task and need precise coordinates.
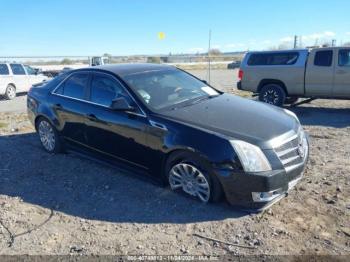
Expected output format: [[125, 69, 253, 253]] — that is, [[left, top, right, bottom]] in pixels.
[[252, 188, 283, 202]]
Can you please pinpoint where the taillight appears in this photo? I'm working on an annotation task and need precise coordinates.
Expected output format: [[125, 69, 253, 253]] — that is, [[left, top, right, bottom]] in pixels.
[[238, 69, 244, 80]]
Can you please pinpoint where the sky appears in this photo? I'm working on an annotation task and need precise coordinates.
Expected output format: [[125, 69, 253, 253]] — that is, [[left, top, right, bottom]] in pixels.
[[0, 0, 350, 56]]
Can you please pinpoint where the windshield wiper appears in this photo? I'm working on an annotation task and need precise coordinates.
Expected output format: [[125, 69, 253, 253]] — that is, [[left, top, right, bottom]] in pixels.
[[169, 94, 220, 110]]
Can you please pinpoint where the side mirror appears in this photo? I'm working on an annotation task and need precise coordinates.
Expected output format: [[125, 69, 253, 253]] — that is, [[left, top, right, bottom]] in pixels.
[[111, 97, 135, 111]]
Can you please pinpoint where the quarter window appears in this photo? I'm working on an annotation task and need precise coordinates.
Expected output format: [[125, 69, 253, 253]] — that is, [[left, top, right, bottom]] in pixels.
[[10, 64, 26, 75], [338, 49, 350, 66], [0, 64, 9, 75], [314, 50, 333, 67], [57, 73, 89, 100], [247, 52, 299, 66], [90, 74, 125, 107]]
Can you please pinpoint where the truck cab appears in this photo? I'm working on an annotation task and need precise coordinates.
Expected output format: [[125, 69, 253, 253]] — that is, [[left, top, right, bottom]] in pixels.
[[89, 56, 110, 66]]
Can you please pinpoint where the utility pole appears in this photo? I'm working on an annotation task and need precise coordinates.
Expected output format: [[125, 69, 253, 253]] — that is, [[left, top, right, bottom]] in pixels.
[[332, 39, 336, 47], [208, 29, 211, 84], [293, 35, 298, 49]]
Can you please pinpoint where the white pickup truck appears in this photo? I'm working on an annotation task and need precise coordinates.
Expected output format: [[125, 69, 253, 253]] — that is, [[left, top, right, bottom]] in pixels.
[[0, 63, 48, 100], [238, 47, 350, 106]]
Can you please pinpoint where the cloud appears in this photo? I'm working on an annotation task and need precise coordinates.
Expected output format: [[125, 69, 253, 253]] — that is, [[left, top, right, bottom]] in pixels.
[[346, 32, 350, 35], [188, 47, 204, 53], [302, 31, 335, 41], [212, 44, 221, 49], [280, 36, 294, 42], [225, 43, 245, 48], [279, 31, 336, 45]]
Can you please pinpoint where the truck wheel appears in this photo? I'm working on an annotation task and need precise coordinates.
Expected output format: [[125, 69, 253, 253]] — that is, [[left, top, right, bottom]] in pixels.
[[259, 84, 286, 107], [285, 97, 299, 105], [5, 84, 16, 100]]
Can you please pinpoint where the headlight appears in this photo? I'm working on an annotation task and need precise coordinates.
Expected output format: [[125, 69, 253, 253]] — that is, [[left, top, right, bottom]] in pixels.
[[283, 109, 300, 123], [230, 140, 271, 172]]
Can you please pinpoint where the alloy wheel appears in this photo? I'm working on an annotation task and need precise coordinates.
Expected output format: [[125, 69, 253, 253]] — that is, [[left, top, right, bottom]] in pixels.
[[6, 86, 16, 100], [38, 120, 56, 152], [169, 163, 211, 202], [263, 89, 279, 105]]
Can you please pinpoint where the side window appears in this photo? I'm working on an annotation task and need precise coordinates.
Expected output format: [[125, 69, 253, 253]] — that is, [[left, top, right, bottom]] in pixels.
[[0, 64, 9, 75], [58, 73, 89, 100], [10, 64, 26, 75], [24, 65, 36, 75], [314, 50, 333, 67], [90, 74, 125, 107], [338, 49, 350, 67], [247, 52, 299, 66]]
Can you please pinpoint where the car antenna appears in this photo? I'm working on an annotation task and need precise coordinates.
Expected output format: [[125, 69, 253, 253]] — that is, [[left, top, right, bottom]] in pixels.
[[207, 29, 211, 85]]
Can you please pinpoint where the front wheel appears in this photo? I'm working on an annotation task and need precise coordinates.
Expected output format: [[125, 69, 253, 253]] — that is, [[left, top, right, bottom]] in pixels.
[[259, 84, 286, 107], [166, 152, 223, 203], [36, 118, 63, 153]]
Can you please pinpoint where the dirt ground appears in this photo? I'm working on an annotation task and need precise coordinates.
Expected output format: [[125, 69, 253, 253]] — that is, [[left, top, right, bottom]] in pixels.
[[0, 70, 349, 258]]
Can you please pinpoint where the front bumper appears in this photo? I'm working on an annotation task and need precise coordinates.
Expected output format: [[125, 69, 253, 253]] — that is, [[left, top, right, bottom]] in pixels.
[[216, 157, 308, 211]]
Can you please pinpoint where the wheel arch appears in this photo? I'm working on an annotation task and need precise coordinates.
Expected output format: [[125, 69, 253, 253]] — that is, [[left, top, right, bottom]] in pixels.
[[34, 114, 58, 131], [257, 79, 288, 96]]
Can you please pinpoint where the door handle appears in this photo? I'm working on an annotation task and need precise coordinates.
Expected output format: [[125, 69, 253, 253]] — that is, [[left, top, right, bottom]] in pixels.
[[86, 113, 99, 122], [54, 103, 62, 109]]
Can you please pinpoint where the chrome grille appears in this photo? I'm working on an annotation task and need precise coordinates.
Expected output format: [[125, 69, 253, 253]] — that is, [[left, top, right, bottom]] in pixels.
[[274, 131, 306, 169]]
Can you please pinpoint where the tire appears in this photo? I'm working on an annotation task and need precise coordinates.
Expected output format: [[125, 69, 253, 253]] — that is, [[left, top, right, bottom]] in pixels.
[[36, 117, 63, 154], [4, 84, 16, 100], [284, 97, 299, 105], [259, 84, 286, 107], [165, 151, 223, 203]]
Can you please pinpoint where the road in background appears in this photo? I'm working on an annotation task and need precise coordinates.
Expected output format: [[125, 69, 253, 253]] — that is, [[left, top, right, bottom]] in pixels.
[[0, 69, 238, 113]]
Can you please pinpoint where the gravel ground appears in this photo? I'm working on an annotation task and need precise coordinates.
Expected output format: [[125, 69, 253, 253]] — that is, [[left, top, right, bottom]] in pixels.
[[0, 69, 349, 257]]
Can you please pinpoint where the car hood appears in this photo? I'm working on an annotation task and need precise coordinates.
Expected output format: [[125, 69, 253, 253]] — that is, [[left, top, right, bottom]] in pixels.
[[159, 93, 299, 149]]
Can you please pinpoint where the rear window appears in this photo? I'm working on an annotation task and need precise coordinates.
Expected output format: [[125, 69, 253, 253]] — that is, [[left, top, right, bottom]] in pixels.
[[55, 73, 89, 100], [0, 64, 9, 75], [247, 52, 299, 66], [314, 50, 333, 67]]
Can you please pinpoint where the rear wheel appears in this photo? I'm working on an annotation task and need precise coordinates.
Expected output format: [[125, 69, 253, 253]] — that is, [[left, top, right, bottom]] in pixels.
[[259, 84, 286, 107], [166, 152, 223, 203], [36, 118, 63, 153], [5, 85, 16, 100]]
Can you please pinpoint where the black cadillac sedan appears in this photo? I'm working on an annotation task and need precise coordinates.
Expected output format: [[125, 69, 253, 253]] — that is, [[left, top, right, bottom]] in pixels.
[[27, 64, 309, 210]]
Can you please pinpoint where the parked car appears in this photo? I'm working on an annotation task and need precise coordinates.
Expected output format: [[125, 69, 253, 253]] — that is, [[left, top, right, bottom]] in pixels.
[[237, 47, 350, 106], [227, 60, 241, 69], [27, 64, 309, 210], [0, 63, 49, 100]]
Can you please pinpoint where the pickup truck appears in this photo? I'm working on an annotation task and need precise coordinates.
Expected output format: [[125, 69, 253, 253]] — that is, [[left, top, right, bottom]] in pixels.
[[0, 63, 48, 100], [237, 47, 350, 106]]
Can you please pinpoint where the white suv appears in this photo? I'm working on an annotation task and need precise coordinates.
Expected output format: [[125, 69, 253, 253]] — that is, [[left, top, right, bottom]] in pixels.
[[0, 63, 48, 100]]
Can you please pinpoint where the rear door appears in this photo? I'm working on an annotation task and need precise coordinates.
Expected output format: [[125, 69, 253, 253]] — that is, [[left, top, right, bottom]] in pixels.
[[305, 49, 334, 96], [333, 48, 350, 97], [51, 72, 91, 145], [9, 64, 30, 92]]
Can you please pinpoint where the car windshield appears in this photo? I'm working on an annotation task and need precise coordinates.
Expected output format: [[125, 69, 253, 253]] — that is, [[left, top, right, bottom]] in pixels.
[[123, 69, 220, 111]]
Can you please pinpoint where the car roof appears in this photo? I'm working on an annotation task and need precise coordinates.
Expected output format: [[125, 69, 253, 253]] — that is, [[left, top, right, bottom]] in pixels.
[[89, 63, 176, 77]]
